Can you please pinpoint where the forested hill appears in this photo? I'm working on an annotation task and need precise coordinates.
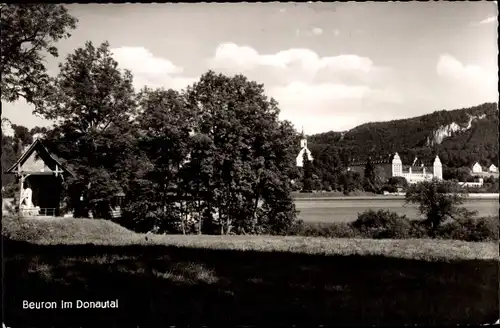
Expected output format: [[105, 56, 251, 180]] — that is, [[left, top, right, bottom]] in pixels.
[[308, 102, 499, 168]]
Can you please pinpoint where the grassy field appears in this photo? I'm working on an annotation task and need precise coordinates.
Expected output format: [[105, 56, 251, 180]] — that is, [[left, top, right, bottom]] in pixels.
[[3, 216, 499, 326], [295, 198, 500, 222]]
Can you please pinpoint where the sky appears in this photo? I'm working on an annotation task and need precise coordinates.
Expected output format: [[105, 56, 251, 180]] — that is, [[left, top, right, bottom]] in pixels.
[[2, 2, 498, 134]]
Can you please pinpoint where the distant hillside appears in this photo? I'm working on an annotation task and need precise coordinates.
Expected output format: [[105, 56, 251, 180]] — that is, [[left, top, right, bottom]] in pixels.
[[308, 102, 499, 168]]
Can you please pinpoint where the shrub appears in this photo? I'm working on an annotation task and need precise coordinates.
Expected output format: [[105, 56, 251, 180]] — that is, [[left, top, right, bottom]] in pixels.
[[388, 176, 408, 188], [288, 221, 359, 238], [408, 220, 430, 239], [435, 216, 499, 242], [381, 184, 398, 193], [286, 212, 498, 242], [351, 209, 414, 239]]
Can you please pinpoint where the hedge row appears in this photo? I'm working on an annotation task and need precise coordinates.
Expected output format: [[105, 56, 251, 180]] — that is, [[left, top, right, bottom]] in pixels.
[[288, 210, 499, 242]]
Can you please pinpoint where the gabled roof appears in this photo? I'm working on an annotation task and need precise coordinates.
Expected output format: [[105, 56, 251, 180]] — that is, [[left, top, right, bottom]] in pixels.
[[5, 139, 75, 176]]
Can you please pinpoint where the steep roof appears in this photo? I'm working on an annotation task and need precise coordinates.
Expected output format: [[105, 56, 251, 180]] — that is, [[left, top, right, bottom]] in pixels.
[[5, 139, 75, 176]]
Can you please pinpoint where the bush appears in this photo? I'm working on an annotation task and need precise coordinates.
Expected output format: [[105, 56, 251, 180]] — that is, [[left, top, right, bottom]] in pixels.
[[351, 209, 415, 239], [285, 213, 498, 242], [381, 184, 398, 193], [388, 176, 408, 188], [435, 216, 499, 242], [2, 184, 17, 198], [286, 208, 498, 242], [291, 221, 359, 238]]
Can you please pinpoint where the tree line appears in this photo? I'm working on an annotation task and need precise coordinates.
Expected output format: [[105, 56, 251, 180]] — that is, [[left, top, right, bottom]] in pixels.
[[1, 5, 303, 234], [2, 5, 497, 235]]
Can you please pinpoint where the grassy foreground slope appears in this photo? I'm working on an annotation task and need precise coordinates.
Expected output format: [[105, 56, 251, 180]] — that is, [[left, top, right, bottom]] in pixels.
[[3, 216, 499, 326]]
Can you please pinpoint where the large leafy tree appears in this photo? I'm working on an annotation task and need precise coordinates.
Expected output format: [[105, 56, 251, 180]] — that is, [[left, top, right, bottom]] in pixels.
[[184, 71, 298, 235], [38, 41, 137, 218], [0, 4, 77, 110], [128, 87, 195, 233]]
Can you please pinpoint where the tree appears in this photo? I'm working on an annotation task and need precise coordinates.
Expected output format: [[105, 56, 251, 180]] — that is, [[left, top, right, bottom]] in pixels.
[[38, 41, 137, 218], [1, 131, 17, 193], [405, 179, 476, 233], [363, 157, 375, 192], [340, 171, 362, 195], [302, 151, 314, 192], [0, 4, 77, 110], [372, 166, 388, 193], [131, 87, 195, 234], [184, 70, 298, 235], [313, 145, 342, 191], [388, 176, 408, 189]]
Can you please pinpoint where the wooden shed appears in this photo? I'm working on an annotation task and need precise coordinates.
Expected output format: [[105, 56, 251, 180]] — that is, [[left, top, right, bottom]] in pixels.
[[4, 139, 74, 217]]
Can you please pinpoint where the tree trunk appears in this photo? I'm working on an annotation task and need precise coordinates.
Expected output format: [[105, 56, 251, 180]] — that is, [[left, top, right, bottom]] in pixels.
[[180, 200, 186, 235], [197, 199, 202, 235], [252, 184, 262, 232], [226, 217, 232, 235], [218, 204, 223, 235]]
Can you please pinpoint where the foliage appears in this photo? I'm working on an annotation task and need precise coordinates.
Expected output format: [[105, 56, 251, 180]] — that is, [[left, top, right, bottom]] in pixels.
[[289, 213, 497, 242], [122, 87, 194, 234], [184, 71, 299, 235], [339, 171, 363, 195], [405, 179, 476, 232], [1, 135, 17, 188], [434, 216, 499, 242], [302, 151, 314, 192], [0, 4, 77, 108], [443, 166, 473, 182], [121, 71, 299, 235], [288, 221, 359, 238], [351, 209, 415, 239], [363, 158, 387, 193], [37, 41, 137, 218], [388, 176, 408, 188]]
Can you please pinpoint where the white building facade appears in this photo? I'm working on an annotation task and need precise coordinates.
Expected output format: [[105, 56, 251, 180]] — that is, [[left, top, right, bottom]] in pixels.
[[296, 131, 313, 167], [472, 162, 483, 173], [391, 153, 443, 184]]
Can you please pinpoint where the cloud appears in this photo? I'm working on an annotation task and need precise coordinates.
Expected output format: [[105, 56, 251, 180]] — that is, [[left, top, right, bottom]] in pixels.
[[436, 54, 498, 109], [111, 46, 196, 91], [271, 82, 371, 103], [436, 54, 497, 85], [207, 43, 400, 133], [209, 43, 374, 75], [312, 27, 323, 35], [268, 82, 405, 133], [476, 16, 497, 25]]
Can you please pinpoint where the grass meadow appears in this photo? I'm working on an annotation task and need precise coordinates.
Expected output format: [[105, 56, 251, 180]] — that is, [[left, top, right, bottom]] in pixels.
[[3, 216, 499, 326]]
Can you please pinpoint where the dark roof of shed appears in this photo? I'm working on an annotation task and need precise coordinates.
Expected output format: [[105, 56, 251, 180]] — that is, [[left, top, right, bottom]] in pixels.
[[5, 139, 75, 176]]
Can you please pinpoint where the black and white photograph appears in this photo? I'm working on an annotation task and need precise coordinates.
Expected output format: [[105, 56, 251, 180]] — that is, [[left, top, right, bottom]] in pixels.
[[1, 2, 499, 327]]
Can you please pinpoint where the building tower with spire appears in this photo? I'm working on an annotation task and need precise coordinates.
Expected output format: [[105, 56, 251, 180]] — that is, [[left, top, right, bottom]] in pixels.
[[296, 126, 313, 167]]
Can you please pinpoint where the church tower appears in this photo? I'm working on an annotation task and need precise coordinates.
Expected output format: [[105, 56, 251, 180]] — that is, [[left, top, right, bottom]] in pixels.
[[392, 152, 403, 177], [300, 127, 307, 149], [296, 126, 313, 167]]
